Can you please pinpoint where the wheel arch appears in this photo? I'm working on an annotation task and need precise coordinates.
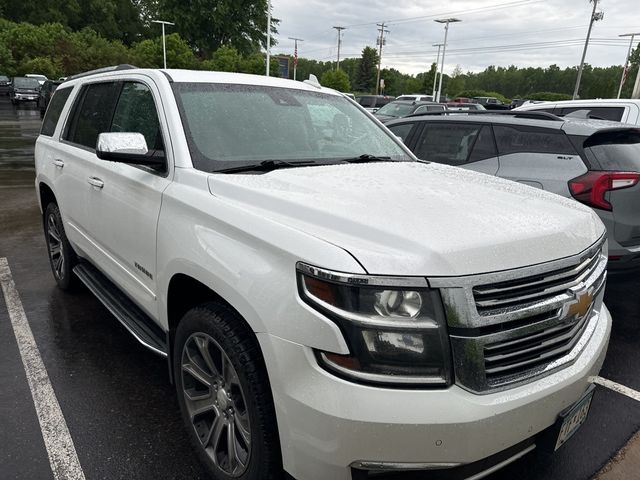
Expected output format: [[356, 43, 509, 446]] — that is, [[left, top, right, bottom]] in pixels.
[[38, 181, 56, 214]]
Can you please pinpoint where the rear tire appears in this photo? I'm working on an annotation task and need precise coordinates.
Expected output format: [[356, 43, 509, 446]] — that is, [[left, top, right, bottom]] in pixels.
[[174, 302, 282, 480], [43, 203, 78, 290]]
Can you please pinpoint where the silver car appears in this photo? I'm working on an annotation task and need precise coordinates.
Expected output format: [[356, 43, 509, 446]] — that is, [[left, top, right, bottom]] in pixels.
[[386, 111, 640, 272]]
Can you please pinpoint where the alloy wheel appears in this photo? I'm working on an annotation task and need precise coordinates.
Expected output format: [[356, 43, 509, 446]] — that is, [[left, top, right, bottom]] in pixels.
[[47, 213, 65, 280]]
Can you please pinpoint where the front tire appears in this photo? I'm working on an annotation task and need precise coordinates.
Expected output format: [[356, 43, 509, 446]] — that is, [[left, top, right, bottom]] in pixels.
[[44, 203, 78, 290], [174, 303, 282, 480]]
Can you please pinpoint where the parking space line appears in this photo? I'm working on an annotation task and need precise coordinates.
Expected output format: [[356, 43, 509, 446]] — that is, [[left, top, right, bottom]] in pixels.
[[591, 376, 640, 402], [0, 257, 86, 480]]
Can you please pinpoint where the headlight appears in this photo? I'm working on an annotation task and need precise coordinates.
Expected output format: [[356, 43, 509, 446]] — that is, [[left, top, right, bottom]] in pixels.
[[297, 262, 452, 387]]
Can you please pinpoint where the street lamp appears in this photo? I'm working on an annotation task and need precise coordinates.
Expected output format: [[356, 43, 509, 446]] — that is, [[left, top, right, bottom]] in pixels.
[[151, 20, 175, 69], [434, 18, 461, 103], [432, 43, 443, 100], [617, 33, 640, 98]]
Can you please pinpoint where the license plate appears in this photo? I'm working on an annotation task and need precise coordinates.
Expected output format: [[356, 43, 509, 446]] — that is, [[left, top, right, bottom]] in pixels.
[[554, 387, 594, 450]]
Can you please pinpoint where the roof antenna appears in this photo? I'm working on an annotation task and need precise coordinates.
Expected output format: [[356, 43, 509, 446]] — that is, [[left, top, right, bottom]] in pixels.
[[304, 74, 321, 89]]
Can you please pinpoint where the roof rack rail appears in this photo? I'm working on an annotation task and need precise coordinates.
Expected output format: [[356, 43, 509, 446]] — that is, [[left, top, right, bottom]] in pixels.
[[406, 110, 564, 122], [65, 64, 138, 82]]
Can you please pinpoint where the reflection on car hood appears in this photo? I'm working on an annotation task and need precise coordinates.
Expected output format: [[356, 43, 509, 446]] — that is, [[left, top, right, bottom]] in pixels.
[[208, 162, 604, 276]]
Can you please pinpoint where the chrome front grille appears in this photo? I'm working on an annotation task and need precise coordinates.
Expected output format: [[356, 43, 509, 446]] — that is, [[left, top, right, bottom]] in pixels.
[[430, 237, 607, 393], [473, 247, 602, 315]]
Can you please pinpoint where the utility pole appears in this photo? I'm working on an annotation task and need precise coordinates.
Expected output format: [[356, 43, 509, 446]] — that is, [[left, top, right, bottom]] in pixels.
[[573, 0, 604, 100], [375, 22, 389, 95], [617, 33, 640, 98], [434, 18, 461, 103], [333, 26, 346, 70], [432, 43, 443, 100], [288, 37, 304, 81], [151, 20, 175, 69], [266, 0, 272, 76], [633, 67, 640, 99]]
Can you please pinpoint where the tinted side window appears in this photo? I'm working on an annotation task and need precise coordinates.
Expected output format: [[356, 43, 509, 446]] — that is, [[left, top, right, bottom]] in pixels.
[[41, 87, 73, 137], [387, 123, 415, 143], [64, 82, 120, 149], [414, 123, 484, 165], [111, 82, 164, 150], [375, 98, 390, 108], [468, 126, 497, 162], [557, 106, 625, 122], [494, 125, 576, 155]]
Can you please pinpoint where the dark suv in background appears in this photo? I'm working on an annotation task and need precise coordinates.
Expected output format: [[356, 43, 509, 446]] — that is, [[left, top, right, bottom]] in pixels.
[[38, 80, 62, 116], [355, 94, 394, 113], [0, 75, 11, 95], [10, 76, 40, 105], [386, 111, 640, 272]]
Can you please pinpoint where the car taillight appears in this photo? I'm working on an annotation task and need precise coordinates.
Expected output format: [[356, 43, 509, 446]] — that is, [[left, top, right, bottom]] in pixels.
[[569, 171, 640, 211]]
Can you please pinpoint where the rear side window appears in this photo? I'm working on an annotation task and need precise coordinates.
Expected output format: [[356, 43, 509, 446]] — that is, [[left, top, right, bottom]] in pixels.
[[387, 122, 415, 143], [557, 106, 625, 122], [64, 82, 120, 149], [584, 130, 640, 171], [414, 123, 491, 165], [111, 82, 164, 151], [494, 125, 576, 155], [41, 87, 73, 137], [375, 98, 390, 108]]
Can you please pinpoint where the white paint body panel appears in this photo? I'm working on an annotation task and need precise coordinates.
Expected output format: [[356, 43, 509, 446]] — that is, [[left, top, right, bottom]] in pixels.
[[34, 68, 611, 479]]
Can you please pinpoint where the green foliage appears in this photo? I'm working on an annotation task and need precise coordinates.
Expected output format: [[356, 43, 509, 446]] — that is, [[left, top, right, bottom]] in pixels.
[[321, 69, 350, 92], [356, 46, 378, 93], [527, 92, 573, 101], [158, 0, 279, 56], [454, 89, 511, 103], [210, 45, 242, 72], [17, 56, 62, 78], [130, 33, 198, 69]]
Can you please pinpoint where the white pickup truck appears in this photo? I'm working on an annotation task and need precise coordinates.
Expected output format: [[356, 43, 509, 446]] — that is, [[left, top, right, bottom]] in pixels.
[[35, 66, 611, 480]]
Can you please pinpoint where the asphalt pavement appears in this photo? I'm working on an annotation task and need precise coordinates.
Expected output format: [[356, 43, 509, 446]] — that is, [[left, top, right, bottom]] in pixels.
[[0, 96, 638, 480]]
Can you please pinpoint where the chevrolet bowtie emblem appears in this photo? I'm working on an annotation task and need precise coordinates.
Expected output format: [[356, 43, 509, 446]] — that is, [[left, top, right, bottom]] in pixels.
[[564, 289, 594, 319]]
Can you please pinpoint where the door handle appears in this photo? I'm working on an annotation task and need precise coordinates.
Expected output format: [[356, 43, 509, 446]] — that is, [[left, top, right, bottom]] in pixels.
[[88, 177, 104, 189], [52, 159, 64, 168]]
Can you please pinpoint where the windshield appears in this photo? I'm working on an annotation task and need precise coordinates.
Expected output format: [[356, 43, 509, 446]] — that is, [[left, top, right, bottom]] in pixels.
[[375, 102, 414, 117], [172, 83, 411, 173], [14, 77, 40, 89]]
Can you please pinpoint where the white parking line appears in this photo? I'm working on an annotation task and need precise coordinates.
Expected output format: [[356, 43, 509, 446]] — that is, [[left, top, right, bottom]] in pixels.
[[591, 376, 640, 402], [0, 257, 86, 480]]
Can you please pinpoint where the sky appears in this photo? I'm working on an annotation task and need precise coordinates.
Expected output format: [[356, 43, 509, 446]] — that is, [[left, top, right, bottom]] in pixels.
[[271, 0, 640, 76]]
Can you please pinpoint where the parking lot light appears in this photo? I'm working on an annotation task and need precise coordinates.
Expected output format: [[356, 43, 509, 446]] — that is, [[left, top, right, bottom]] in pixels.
[[434, 18, 461, 103], [151, 20, 175, 69]]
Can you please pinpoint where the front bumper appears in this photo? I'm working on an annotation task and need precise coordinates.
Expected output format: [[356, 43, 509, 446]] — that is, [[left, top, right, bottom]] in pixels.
[[13, 93, 39, 101], [258, 303, 611, 480]]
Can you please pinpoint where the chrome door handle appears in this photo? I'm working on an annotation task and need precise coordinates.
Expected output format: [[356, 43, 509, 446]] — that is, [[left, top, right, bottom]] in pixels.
[[88, 177, 104, 189], [53, 159, 64, 168]]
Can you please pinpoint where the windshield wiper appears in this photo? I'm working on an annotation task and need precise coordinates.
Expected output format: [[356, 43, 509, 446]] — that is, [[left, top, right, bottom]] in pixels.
[[339, 154, 393, 164], [217, 159, 318, 174]]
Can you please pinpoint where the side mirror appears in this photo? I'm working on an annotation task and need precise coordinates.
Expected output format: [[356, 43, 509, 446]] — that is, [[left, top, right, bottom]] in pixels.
[[96, 132, 164, 167]]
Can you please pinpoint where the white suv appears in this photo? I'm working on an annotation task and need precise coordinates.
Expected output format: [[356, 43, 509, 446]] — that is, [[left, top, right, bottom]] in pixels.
[[35, 66, 611, 480]]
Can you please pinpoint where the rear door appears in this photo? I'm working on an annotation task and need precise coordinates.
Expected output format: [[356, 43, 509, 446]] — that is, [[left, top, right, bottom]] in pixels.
[[494, 124, 586, 195], [88, 78, 172, 317], [410, 121, 499, 175]]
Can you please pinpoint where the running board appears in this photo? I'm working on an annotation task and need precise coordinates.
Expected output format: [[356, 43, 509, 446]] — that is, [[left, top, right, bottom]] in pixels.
[[73, 263, 168, 357]]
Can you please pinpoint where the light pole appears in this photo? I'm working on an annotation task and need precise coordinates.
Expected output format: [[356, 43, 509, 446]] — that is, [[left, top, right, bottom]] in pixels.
[[266, 0, 272, 76], [617, 33, 640, 98], [432, 43, 443, 100], [288, 37, 304, 80], [151, 20, 175, 69], [573, 0, 604, 100], [333, 26, 346, 70], [434, 18, 461, 103]]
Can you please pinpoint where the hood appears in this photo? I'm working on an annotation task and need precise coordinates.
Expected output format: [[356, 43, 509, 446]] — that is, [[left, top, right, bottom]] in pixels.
[[208, 162, 604, 276]]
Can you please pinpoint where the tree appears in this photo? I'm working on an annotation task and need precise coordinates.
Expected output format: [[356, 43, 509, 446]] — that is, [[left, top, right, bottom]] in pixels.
[[130, 33, 197, 69], [158, 0, 279, 56], [321, 69, 350, 92], [355, 46, 378, 93]]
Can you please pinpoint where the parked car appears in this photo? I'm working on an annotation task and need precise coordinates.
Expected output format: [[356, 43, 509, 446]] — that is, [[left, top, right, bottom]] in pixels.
[[355, 94, 394, 112], [509, 98, 529, 109], [472, 96, 510, 110], [38, 80, 62, 116], [10, 76, 41, 105], [25, 73, 48, 85], [0, 74, 11, 95], [396, 94, 434, 102], [387, 110, 640, 272], [35, 66, 610, 480], [446, 102, 486, 111], [374, 100, 446, 123], [516, 99, 640, 125], [451, 97, 471, 103]]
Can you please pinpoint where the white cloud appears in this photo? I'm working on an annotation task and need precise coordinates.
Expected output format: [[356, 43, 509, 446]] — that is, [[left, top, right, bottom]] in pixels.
[[272, 0, 640, 75]]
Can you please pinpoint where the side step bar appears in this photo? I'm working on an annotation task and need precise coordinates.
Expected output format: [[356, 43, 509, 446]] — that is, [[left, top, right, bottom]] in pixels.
[[73, 263, 168, 357]]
